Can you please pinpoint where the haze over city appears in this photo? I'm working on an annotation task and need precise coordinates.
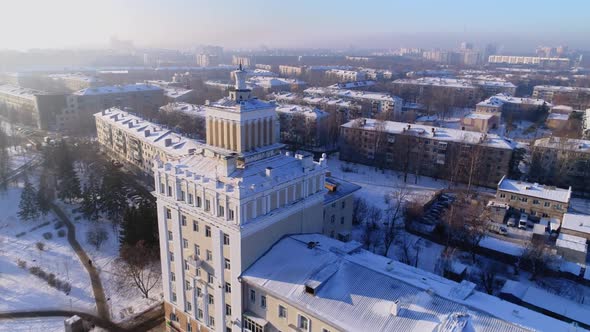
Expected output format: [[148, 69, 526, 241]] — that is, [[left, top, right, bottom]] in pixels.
[[1, 1, 590, 332], [2, 0, 590, 51]]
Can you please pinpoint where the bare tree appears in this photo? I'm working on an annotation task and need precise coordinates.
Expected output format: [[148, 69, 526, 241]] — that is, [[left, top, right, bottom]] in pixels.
[[361, 206, 382, 253], [86, 227, 109, 250], [116, 241, 162, 298], [519, 240, 556, 280], [352, 197, 368, 225], [478, 260, 505, 294], [382, 187, 410, 256]]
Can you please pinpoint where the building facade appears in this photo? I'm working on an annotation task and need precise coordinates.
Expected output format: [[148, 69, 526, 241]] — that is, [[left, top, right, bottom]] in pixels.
[[339, 119, 514, 188], [532, 85, 590, 110], [156, 67, 352, 332]]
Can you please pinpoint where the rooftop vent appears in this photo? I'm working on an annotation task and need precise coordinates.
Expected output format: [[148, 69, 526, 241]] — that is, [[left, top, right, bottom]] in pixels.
[[144, 130, 150, 137], [265, 167, 273, 177], [164, 138, 172, 147], [390, 300, 401, 316]]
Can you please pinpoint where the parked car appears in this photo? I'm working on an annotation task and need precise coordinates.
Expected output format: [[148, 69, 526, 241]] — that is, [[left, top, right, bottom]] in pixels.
[[507, 217, 516, 227], [488, 223, 508, 236], [518, 214, 529, 230]]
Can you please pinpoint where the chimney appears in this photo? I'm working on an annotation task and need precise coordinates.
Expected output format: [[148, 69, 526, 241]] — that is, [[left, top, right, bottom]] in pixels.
[[391, 300, 401, 316], [188, 148, 196, 154], [144, 130, 150, 137], [265, 167, 274, 177], [165, 138, 172, 147]]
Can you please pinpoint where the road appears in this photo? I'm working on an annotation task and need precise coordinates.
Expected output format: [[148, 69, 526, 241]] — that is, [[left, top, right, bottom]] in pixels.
[[50, 202, 110, 320], [0, 310, 126, 332]]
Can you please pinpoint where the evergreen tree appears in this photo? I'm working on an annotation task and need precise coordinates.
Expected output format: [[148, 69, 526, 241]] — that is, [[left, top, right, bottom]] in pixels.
[[0, 127, 9, 189], [80, 172, 101, 221], [119, 201, 158, 250], [99, 169, 127, 224], [18, 180, 40, 221], [55, 142, 81, 203], [36, 174, 52, 217]]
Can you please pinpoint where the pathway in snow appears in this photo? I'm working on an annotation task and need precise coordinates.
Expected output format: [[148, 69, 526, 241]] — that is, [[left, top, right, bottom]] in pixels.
[[50, 203, 110, 320]]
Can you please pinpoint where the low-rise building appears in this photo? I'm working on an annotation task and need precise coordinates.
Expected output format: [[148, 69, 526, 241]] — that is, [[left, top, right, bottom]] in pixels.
[[248, 77, 306, 93], [275, 104, 330, 151], [94, 108, 201, 176], [556, 233, 588, 264], [325, 69, 367, 82], [340, 119, 514, 188], [163, 87, 197, 103], [532, 85, 590, 109], [304, 87, 402, 119], [545, 113, 569, 130], [323, 177, 361, 242], [461, 112, 499, 133], [241, 234, 577, 332], [530, 137, 590, 194], [495, 177, 571, 220], [476, 93, 550, 121], [561, 213, 590, 241], [47, 73, 104, 92], [488, 55, 570, 68], [278, 65, 305, 77]]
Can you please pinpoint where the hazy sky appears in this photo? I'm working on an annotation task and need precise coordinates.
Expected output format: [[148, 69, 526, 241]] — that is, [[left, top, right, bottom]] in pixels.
[[1, 0, 589, 51]]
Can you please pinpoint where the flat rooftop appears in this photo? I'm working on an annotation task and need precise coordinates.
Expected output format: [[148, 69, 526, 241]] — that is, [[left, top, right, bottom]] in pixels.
[[0, 84, 45, 100], [533, 137, 590, 153], [478, 93, 550, 107], [562, 213, 590, 235], [342, 118, 514, 150], [243, 234, 579, 332], [497, 177, 571, 203], [75, 83, 162, 96]]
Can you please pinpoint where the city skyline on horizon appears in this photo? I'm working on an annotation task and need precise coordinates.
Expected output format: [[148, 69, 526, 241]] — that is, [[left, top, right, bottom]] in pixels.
[[1, 0, 589, 53]]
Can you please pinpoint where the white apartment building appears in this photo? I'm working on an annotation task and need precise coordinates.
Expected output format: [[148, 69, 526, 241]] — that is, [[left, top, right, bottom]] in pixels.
[[324, 69, 367, 83], [488, 55, 570, 68], [156, 66, 351, 332], [94, 108, 201, 176], [304, 87, 402, 119]]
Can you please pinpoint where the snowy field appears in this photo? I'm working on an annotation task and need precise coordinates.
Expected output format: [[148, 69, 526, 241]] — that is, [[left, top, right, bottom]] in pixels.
[[0, 185, 95, 313], [56, 201, 162, 321], [0, 317, 64, 332]]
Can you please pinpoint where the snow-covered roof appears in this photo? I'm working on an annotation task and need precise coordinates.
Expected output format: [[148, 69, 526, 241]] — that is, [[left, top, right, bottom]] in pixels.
[[501, 280, 590, 327], [533, 137, 590, 153], [534, 85, 590, 93], [497, 177, 571, 203], [207, 96, 275, 113], [0, 84, 44, 100], [323, 177, 361, 205], [304, 87, 400, 103], [342, 118, 514, 150], [561, 213, 590, 235], [248, 76, 305, 88], [551, 105, 575, 113], [163, 87, 194, 99], [328, 80, 375, 89], [477, 93, 550, 108], [393, 77, 477, 89], [465, 112, 496, 120], [275, 104, 328, 119], [74, 83, 162, 96], [243, 234, 580, 332], [556, 233, 588, 252], [94, 108, 201, 157], [547, 113, 569, 121], [48, 72, 101, 83], [159, 102, 206, 118]]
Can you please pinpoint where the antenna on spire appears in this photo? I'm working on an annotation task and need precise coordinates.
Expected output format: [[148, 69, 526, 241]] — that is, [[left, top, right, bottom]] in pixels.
[[239, 62, 243, 71]]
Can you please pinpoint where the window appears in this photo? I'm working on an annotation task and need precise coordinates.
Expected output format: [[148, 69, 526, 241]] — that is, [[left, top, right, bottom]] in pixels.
[[298, 315, 310, 331], [533, 199, 540, 205], [194, 244, 200, 256], [185, 280, 191, 290], [186, 301, 192, 311], [170, 272, 175, 282], [342, 201, 346, 209], [196, 287, 202, 297], [205, 226, 211, 237], [223, 233, 230, 245], [169, 251, 174, 262], [261, 295, 267, 308], [340, 217, 345, 225], [160, 183, 165, 194], [168, 186, 172, 196], [208, 294, 214, 304], [208, 273, 214, 283], [323, 329, 331, 332], [183, 238, 188, 249], [279, 305, 287, 318], [219, 206, 225, 217], [226, 304, 232, 316], [205, 199, 211, 212], [187, 322, 192, 332], [224, 258, 231, 270], [499, 193, 506, 198], [250, 289, 256, 303], [196, 196, 202, 207], [193, 220, 199, 232], [544, 202, 550, 207], [330, 215, 335, 224], [188, 193, 194, 204], [225, 282, 231, 293], [206, 250, 212, 261], [196, 268, 201, 277], [170, 312, 178, 322], [209, 316, 215, 327], [184, 259, 189, 270], [244, 317, 264, 332], [228, 209, 235, 220], [510, 195, 517, 200], [521, 197, 528, 203], [168, 231, 173, 241], [165, 208, 172, 219], [180, 191, 185, 201], [172, 292, 177, 303], [197, 309, 203, 320], [181, 215, 187, 226]]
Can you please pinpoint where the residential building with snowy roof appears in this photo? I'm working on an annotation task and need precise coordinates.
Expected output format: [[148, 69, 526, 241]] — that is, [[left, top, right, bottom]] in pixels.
[[488, 55, 570, 69], [561, 213, 590, 240], [275, 104, 331, 151], [242, 234, 584, 332], [339, 118, 514, 188], [325, 69, 367, 83], [476, 93, 550, 121], [532, 85, 590, 110], [47, 72, 105, 91], [154, 66, 355, 332], [495, 176, 571, 220], [94, 107, 202, 176]]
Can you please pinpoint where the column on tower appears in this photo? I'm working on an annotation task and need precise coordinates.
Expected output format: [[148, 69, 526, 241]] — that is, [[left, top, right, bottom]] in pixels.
[[206, 117, 213, 145], [250, 120, 256, 150], [262, 117, 268, 146], [224, 120, 231, 150], [253, 119, 259, 148], [243, 121, 250, 151], [219, 119, 226, 149]]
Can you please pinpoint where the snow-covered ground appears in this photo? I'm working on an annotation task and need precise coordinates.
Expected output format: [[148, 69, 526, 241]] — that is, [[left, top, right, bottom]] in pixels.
[[0, 317, 65, 332], [0, 185, 95, 313], [7, 146, 36, 172], [55, 201, 163, 322]]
